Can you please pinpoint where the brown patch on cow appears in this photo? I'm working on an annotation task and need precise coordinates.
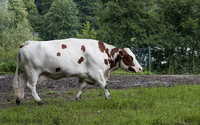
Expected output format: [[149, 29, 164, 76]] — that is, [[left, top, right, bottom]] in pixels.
[[109, 60, 116, 69], [105, 48, 111, 58], [78, 57, 84, 64], [104, 59, 108, 65], [98, 41, 106, 53], [128, 67, 136, 72], [108, 59, 112, 64], [123, 55, 135, 66], [19, 45, 24, 48], [111, 48, 119, 57], [62, 44, 67, 49], [108, 55, 121, 70], [57, 52, 61, 56], [98, 42, 119, 59], [81, 45, 85, 52], [56, 67, 61, 72], [105, 48, 119, 59]]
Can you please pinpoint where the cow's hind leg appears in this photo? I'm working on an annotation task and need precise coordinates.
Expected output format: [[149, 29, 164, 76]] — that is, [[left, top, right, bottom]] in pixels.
[[76, 78, 86, 101], [26, 72, 43, 105], [16, 74, 27, 105]]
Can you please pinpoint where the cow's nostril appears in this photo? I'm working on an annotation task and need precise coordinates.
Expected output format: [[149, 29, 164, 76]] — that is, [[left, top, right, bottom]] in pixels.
[[139, 68, 142, 71]]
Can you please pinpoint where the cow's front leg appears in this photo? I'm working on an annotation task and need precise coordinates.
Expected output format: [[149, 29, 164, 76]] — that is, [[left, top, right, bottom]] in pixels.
[[76, 78, 86, 101], [91, 71, 110, 99], [99, 83, 110, 99], [104, 85, 110, 99]]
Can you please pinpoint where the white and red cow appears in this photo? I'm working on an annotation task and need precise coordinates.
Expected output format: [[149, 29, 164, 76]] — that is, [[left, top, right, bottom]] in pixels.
[[13, 38, 142, 105]]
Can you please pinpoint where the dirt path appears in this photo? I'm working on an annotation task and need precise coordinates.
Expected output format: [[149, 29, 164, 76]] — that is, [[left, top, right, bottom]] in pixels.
[[0, 75, 200, 107]]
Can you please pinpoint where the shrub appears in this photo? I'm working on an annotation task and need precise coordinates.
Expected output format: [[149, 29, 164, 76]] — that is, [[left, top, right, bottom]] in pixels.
[[0, 61, 23, 74]]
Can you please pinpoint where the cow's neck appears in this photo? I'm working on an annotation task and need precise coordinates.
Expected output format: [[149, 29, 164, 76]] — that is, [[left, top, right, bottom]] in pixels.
[[108, 51, 121, 72], [118, 56, 123, 68]]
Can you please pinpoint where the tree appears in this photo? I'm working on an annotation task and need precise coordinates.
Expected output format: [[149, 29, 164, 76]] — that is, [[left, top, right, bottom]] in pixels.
[[41, 0, 53, 15], [0, 0, 10, 43], [77, 20, 97, 39], [22, 0, 38, 14], [74, 0, 102, 31], [41, 0, 80, 40], [34, 0, 43, 15], [151, 0, 200, 74], [96, 0, 155, 48], [96, 0, 200, 74], [22, 0, 44, 32], [8, 0, 28, 28], [0, 0, 37, 63]]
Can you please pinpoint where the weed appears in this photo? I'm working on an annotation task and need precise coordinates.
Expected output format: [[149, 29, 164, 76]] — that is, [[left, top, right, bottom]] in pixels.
[[46, 90, 58, 95]]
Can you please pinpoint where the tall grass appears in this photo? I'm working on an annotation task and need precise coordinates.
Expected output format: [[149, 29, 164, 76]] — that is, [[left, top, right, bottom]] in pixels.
[[1, 84, 200, 124]]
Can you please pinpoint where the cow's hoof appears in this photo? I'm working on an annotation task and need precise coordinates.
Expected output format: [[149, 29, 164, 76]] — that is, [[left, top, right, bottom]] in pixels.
[[35, 101, 44, 105], [16, 98, 21, 105], [105, 96, 110, 99], [105, 95, 110, 99], [76, 95, 82, 101], [76, 97, 82, 101]]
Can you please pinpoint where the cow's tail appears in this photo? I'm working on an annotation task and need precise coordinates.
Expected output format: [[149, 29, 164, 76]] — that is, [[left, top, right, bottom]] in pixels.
[[13, 41, 29, 99], [13, 48, 21, 98]]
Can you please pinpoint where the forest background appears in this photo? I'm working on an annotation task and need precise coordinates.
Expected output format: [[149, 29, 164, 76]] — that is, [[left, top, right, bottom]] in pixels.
[[1, 0, 200, 75]]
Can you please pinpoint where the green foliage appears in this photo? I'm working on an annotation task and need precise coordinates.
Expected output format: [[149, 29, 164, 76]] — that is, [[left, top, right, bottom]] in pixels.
[[77, 21, 97, 39], [150, 0, 200, 74], [1, 85, 200, 124], [41, 0, 53, 15], [27, 13, 43, 32], [0, 42, 18, 62], [74, 0, 102, 31], [0, 0, 37, 44], [0, 61, 23, 74], [0, 3, 10, 41], [22, 0, 43, 32], [8, 0, 28, 28], [41, 0, 80, 40], [96, 0, 153, 48], [34, 0, 43, 15], [0, 41, 24, 74], [0, 0, 36, 74], [22, 0, 38, 14]]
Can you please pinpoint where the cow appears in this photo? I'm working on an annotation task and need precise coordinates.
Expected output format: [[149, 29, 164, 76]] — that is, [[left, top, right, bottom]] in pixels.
[[13, 38, 142, 105]]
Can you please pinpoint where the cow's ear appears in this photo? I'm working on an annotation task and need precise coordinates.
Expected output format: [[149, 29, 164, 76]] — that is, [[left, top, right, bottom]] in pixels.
[[119, 50, 125, 58]]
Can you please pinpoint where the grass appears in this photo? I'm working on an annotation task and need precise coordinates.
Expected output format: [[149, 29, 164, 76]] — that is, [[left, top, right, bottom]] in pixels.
[[1, 84, 200, 124], [111, 67, 155, 76]]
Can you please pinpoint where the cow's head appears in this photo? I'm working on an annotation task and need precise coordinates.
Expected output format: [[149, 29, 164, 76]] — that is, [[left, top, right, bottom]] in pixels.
[[119, 48, 142, 73]]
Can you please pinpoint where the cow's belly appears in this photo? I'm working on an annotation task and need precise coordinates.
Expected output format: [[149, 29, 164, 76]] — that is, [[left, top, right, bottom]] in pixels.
[[40, 69, 96, 85]]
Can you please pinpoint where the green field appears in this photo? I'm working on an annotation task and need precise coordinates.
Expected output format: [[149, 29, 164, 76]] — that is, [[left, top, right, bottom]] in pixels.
[[1, 84, 200, 125]]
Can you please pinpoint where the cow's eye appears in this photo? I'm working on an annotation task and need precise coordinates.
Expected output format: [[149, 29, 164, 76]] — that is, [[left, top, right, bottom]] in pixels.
[[128, 56, 132, 61]]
